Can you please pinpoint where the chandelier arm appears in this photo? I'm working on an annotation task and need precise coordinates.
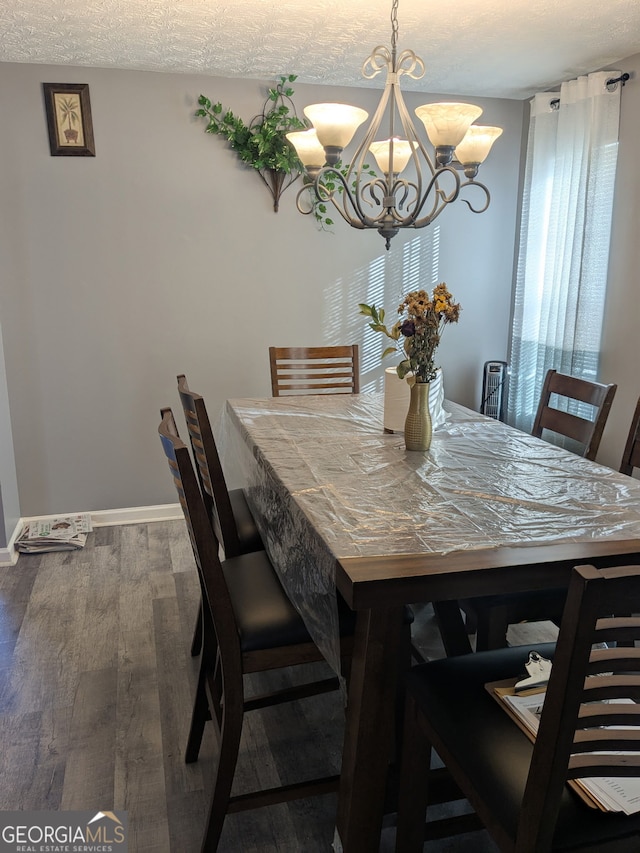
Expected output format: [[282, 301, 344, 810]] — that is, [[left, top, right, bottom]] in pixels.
[[295, 175, 344, 220], [408, 199, 448, 231], [458, 179, 491, 214], [395, 48, 426, 81], [393, 84, 435, 179], [387, 178, 413, 215], [363, 179, 418, 226], [312, 167, 379, 229], [390, 78, 431, 211], [336, 175, 388, 227], [345, 166, 395, 224], [363, 177, 393, 209], [362, 45, 393, 80], [294, 182, 316, 216], [343, 83, 393, 208], [409, 167, 463, 228]]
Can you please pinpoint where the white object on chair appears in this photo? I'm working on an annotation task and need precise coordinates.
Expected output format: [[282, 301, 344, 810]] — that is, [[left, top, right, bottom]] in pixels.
[[514, 651, 552, 692]]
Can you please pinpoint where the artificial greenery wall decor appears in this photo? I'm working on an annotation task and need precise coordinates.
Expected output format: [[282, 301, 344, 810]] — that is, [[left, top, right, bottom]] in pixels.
[[195, 75, 306, 212]]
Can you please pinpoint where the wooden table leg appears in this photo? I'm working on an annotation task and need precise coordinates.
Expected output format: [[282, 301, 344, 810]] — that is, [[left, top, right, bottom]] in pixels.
[[335, 605, 405, 853], [432, 600, 473, 657]]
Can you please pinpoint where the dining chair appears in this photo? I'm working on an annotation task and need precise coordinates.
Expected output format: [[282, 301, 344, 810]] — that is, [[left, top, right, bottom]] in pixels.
[[395, 562, 640, 853], [531, 368, 617, 461], [158, 407, 357, 851], [177, 374, 263, 656], [461, 368, 617, 651], [620, 396, 640, 476], [269, 345, 360, 396]]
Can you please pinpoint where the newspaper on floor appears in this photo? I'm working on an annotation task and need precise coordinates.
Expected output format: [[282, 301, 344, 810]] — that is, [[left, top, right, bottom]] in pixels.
[[15, 513, 93, 553]]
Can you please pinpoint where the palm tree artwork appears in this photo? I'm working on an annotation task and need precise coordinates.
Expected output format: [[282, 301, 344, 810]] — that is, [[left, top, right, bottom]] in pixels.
[[57, 95, 82, 144]]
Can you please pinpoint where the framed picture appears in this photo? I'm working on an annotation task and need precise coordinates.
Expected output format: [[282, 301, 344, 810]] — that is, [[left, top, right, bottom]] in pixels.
[[43, 83, 95, 157]]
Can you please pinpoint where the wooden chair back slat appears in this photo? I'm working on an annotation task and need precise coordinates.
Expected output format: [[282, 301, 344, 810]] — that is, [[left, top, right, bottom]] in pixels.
[[269, 345, 360, 396]]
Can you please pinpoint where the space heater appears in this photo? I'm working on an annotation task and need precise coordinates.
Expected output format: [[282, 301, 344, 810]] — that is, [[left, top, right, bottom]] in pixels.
[[481, 361, 508, 421]]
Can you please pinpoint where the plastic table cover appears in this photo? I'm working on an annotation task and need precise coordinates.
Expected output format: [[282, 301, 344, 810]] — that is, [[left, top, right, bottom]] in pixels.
[[218, 393, 640, 677]]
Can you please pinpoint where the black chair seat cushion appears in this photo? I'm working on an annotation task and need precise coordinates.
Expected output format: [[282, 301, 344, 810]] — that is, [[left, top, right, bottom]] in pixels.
[[224, 550, 413, 654], [408, 644, 640, 850], [223, 550, 358, 652], [228, 488, 263, 554]]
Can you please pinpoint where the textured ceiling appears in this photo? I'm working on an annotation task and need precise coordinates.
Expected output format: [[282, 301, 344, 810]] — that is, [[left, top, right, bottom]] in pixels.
[[1, 0, 639, 99]]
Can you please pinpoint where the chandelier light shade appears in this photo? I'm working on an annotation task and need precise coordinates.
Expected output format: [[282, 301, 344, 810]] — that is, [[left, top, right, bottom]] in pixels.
[[454, 125, 504, 176], [368, 138, 417, 175], [287, 0, 502, 249], [414, 102, 483, 157], [302, 104, 369, 161], [285, 128, 326, 173]]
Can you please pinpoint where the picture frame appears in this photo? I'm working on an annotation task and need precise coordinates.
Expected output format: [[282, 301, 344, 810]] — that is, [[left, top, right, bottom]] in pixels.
[[43, 83, 95, 157]]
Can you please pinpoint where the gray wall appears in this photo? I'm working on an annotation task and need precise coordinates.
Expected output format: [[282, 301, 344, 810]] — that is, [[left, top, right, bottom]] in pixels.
[[0, 61, 524, 519]]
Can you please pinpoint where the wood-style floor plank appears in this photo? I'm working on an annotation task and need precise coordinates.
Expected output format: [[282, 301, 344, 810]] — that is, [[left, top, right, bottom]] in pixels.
[[61, 668, 117, 809]]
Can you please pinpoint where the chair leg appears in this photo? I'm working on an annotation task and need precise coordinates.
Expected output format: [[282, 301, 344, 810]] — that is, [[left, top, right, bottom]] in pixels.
[[340, 653, 352, 688], [460, 600, 478, 635], [190, 601, 203, 656], [433, 601, 473, 656], [200, 702, 244, 852], [185, 661, 210, 764], [393, 623, 413, 764], [395, 691, 431, 852]]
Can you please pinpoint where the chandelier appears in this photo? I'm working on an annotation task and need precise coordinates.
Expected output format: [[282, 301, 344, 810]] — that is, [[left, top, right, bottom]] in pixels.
[[286, 0, 502, 249]]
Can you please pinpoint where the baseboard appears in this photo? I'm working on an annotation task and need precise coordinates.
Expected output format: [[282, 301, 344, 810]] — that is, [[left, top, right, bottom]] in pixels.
[[90, 504, 183, 527], [0, 521, 20, 566], [0, 504, 183, 566], [0, 548, 17, 566]]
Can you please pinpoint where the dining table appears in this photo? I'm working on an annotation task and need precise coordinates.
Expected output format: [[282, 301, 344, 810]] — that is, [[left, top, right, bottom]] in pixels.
[[217, 391, 640, 853]]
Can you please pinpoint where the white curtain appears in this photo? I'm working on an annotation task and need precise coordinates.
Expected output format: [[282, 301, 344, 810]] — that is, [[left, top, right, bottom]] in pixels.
[[507, 71, 622, 435]]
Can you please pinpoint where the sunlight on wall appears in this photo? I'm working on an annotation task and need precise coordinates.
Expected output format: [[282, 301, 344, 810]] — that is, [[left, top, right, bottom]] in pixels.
[[321, 230, 441, 391]]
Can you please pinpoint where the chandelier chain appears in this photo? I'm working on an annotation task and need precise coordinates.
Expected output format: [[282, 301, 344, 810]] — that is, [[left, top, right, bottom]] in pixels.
[[391, 0, 399, 53]]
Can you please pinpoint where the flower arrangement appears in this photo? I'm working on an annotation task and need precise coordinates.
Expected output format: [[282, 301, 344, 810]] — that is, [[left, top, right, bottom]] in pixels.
[[359, 283, 461, 383]]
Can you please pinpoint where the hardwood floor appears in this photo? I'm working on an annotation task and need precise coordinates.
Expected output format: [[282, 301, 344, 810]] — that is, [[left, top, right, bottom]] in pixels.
[[0, 520, 522, 852]]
